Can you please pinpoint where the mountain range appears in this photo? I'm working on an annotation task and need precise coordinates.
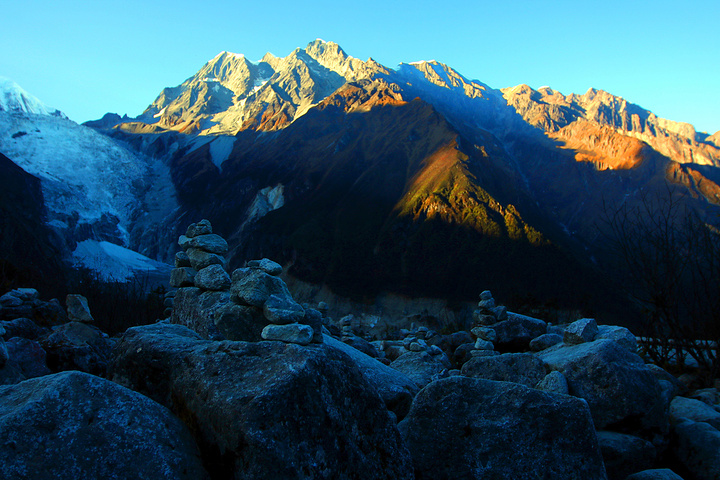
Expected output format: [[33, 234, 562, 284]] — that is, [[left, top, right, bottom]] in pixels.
[[3, 40, 719, 317]]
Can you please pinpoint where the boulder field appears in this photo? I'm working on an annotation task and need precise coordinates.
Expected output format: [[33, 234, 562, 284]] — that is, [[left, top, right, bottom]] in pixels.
[[0, 220, 717, 479]]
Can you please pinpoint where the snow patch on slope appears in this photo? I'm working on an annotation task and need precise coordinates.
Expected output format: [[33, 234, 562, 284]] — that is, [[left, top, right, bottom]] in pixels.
[[209, 136, 235, 169], [72, 240, 172, 283]]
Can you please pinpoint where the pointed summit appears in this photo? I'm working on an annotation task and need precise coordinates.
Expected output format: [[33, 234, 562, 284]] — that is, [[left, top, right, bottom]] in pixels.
[[0, 77, 66, 118]]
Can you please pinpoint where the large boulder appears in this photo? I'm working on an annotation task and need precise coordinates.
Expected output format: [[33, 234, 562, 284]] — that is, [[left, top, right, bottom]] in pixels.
[[178, 233, 228, 254], [460, 352, 547, 388], [40, 321, 113, 375], [324, 335, 418, 420], [4, 337, 50, 378], [669, 396, 720, 429], [626, 470, 684, 480], [110, 323, 413, 480], [65, 294, 94, 323], [596, 431, 656, 480], [186, 247, 225, 271], [398, 376, 607, 479], [171, 288, 267, 341], [490, 312, 547, 350], [671, 418, 720, 480], [1, 317, 47, 340], [563, 318, 599, 345], [231, 268, 294, 308], [389, 351, 450, 389], [193, 264, 231, 291], [596, 324, 637, 353], [0, 371, 208, 480], [538, 339, 668, 430]]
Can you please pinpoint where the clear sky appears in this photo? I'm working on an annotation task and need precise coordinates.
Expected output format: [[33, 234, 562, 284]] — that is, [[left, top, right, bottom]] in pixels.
[[2, 0, 718, 134]]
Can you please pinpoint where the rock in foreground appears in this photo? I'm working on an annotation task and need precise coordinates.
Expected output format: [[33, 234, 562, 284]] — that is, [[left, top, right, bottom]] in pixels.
[[0, 371, 208, 480], [111, 322, 413, 480], [398, 376, 607, 479]]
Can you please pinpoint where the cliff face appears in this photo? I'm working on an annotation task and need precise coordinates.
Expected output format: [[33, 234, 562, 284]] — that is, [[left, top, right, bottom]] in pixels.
[[0, 152, 66, 291]]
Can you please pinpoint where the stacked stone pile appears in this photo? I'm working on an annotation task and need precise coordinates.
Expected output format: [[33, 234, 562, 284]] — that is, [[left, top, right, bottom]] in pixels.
[[169, 220, 323, 346], [0, 290, 114, 383]]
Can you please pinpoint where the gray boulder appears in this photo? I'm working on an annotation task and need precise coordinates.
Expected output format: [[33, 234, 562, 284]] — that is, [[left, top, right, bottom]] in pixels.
[[5, 338, 50, 378], [0, 293, 22, 307], [538, 339, 667, 430], [65, 294, 94, 323], [248, 258, 283, 275], [461, 352, 546, 388], [471, 325, 496, 342], [214, 302, 266, 342], [596, 324, 637, 353], [186, 247, 225, 271], [178, 233, 228, 254], [672, 418, 720, 480], [261, 323, 313, 345], [398, 377, 607, 479], [170, 287, 228, 340], [41, 322, 113, 375], [473, 338, 494, 350], [110, 323, 414, 480], [171, 289, 267, 343], [536, 370, 569, 395], [626, 469, 685, 480], [231, 268, 292, 307], [563, 318, 599, 345], [186, 219, 213, 237], [194, 264, 231, 291], [0, 371, 208, 480], [170, 267, 197, 288], [1, 317, 47, 340], [491, 312, 547, 349], [670, 396, 720, 429], [390, 351, 450, 388], [175, 250, 191, 267], [529, 333, 563, 351], [324, 335, 418, 420], [263, 293, 305, 324], [596, 431, 656, 480]]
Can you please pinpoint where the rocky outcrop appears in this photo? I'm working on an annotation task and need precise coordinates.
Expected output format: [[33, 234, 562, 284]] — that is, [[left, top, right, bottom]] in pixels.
[[538, 339, 669, 430], [398, 376, 607, 479], [110, 322, 413, 480], [671, 418, 720, 480], [596, 431, 656, 480], [0, 371, 208, 480], [0, 289, 112, 383], [460, 352, 547, 388]]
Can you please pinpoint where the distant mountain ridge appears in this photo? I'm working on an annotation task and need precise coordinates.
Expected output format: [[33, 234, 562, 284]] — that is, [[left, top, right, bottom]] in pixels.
[[8, 39, 718, 313]]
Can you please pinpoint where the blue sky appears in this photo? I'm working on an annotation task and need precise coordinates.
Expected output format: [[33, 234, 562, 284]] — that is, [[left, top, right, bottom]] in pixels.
[[2, 0, 718, 133]]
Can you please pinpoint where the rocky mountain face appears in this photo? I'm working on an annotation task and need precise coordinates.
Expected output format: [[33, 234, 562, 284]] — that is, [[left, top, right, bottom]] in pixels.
[[0, 153, 66, 292], [30, 39, 720, 312]]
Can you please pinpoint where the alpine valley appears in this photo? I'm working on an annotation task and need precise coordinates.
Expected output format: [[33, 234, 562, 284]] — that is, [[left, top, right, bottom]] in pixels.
[[3, 40, 720, 319]]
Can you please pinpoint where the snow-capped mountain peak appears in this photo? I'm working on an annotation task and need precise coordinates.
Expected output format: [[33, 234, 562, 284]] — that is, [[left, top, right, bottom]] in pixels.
[[0, 77, 66, 118]]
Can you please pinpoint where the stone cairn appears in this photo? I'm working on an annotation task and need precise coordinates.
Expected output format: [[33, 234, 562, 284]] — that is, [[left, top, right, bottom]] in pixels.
[[467, 290, 506, 357], [169, 220, 323, 346]]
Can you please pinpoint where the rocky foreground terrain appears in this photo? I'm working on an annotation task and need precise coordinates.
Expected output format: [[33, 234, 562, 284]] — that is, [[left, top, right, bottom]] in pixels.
[[1, 221, 719, 480]]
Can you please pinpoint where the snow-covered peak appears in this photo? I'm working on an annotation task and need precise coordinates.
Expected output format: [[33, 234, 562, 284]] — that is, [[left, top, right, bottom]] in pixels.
[[0, 77, 66, 118]]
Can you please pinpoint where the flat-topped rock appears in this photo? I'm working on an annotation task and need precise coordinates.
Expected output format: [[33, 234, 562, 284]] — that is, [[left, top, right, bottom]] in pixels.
[[178, 234, 228, 254], [247, 258, 283, 276]]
